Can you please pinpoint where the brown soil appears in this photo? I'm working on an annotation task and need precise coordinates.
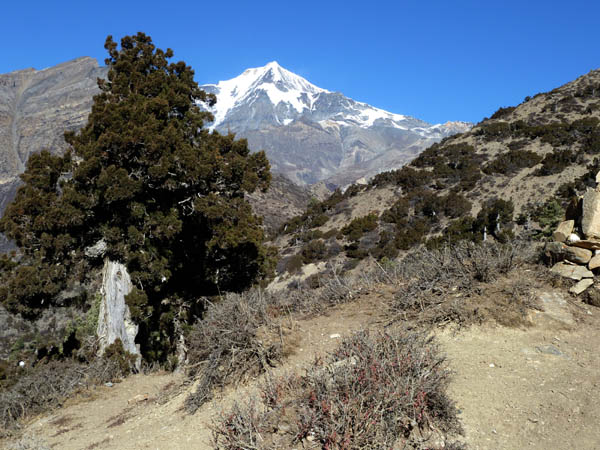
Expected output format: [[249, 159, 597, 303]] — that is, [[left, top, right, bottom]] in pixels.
[[4, 286, 600, 450]]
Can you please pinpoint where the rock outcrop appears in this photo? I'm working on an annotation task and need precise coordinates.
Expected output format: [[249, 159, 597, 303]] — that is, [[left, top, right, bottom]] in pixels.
[[97, 259, 141, 369], [546, 173, 600, 295]]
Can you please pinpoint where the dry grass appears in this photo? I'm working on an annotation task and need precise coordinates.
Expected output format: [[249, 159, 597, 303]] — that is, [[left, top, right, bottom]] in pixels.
[[212, 329, 464, 449], [4, 434, 51, 450], [389, 241, 541, 327], [0, 358, 127, 434]]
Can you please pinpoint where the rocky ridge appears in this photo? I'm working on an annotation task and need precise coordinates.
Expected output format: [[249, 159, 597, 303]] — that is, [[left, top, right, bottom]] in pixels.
[[0, 57, 107, 214]]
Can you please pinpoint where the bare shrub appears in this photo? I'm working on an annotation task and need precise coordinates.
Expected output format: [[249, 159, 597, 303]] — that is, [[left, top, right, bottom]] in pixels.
[[391, 241, 537, 326], [0, 358, 125, 433], [184, 291, 283, 413], [5, 434, 51, 450], [212, 329, 463, 449], [184, 273, 367, 413]]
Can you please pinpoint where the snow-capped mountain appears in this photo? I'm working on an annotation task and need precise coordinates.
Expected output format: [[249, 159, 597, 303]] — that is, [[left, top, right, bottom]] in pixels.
[[200, 62, 471, 186]]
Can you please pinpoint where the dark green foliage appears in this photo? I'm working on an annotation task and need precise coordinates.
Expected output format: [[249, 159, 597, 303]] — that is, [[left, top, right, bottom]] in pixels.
[[369, 166, 430, 190], [427, 217, 478, 249], [298, 229, 324, 243], [442, 192, 472, 218], [490, 106, 517, 120], [381, 197, 409, 223], [529, 198, 565, 238], [102, 338, 138, 374], [0, 33, 271, 361], [371, 230, 399, 260], [341, 213, 378, 241], [280, 191, 344, 234], [342, 184, 365, 198], [473, 198, 514, 240], [412, 143, 482, 190], [483, 149, 542, 175], [301, 239, 327, 263], [474, 121, 512, 139], [557, 158, 600, 199], [394, 217, 430, 250], [534, 149, 578, 176]]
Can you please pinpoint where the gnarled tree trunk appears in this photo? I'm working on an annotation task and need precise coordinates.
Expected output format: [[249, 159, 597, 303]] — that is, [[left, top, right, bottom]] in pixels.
[[97, 259, 141, 370]]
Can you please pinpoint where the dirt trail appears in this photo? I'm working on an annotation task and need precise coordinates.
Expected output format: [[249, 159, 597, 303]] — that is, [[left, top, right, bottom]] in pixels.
[[5, 287, 600, 450], [438, 292, 600, 450]]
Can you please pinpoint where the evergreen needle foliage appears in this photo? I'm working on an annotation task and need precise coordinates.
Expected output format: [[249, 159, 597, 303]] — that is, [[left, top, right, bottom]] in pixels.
[[0, 33, 272, 361]]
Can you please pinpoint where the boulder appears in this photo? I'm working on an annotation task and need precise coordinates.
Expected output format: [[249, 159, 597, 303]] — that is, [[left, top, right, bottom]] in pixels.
[[590, 254, 600, 270], [570, 278, 594, 295], [552, 220, 574, 242], [550, 262, 594, 280], [582, 188, 600, 239], [97, 259, 141, 370], [544, 242, 593, 265]]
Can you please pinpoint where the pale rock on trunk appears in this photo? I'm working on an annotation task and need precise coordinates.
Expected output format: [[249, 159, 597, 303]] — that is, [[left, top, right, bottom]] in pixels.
[[97, 259, 141, 370]]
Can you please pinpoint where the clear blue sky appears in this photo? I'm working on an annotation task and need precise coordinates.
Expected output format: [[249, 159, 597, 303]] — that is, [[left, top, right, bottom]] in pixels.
[[2, 0, 598, 124]]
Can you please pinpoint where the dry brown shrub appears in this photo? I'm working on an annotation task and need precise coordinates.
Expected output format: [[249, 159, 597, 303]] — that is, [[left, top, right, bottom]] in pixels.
[[212, 329, 464, 449], [391, 241, 539, 327], [184, 276, 361, 413], [0, 357, 126, 433]]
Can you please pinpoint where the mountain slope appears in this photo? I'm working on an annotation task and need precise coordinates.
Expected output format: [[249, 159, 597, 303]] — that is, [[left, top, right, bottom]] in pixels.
[[272, 67, 600, 273], [0, 57, 107, 214], [200, 62, 470, 186]]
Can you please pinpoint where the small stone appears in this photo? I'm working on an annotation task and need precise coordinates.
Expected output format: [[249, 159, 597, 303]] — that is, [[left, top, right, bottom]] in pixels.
[[570, 278, 594, 295], [567, 233, 581, 244], [329, 333, 341, 339], [553, 220, 574, 242], [536, 345, 562, 356], [105, 382, 114, 387], [550, 262, 594, 280], [489, 363, 495, 368]]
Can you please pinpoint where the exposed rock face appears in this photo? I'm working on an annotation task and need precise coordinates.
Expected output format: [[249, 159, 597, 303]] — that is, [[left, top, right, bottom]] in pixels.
[[97, 259, 140, 369], [246, 174, 312, 233]]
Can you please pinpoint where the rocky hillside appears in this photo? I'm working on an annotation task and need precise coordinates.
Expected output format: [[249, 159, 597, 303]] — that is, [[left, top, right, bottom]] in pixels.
[[0, 57, 107, 214], [200, 61, 471, 186], [272, 68, 600, 280]]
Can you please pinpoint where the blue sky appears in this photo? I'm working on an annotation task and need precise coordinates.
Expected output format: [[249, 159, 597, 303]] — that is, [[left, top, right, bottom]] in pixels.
[[2, 0, 599, 124]]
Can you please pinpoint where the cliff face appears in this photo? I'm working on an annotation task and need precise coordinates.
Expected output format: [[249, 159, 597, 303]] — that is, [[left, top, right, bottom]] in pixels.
[[0, 57, 107, 214]]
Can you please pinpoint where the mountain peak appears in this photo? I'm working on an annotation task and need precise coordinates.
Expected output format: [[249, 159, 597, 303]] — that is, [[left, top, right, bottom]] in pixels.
[[202, 62, 327, 128]]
